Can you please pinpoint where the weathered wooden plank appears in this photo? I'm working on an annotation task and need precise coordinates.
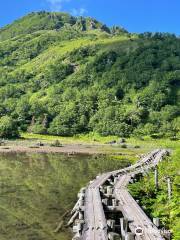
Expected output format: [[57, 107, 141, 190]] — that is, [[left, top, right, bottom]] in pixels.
[[71, 149, 168, 240]]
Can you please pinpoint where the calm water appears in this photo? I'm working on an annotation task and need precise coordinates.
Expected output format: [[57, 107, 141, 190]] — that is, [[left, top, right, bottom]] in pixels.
[[0, 152, 130, 240]]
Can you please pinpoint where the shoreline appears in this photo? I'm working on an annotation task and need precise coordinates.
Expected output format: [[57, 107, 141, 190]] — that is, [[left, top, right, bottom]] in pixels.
[[0, 143, 121, 155]]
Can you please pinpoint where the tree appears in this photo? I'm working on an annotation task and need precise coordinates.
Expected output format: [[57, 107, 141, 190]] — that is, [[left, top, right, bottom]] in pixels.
[[0, 15, 180, 138], [171, 117, 180, 138], [0, 116, 19, 138]]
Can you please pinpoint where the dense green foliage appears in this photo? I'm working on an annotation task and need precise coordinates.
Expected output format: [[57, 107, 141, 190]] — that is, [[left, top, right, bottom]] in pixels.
[[0, 116, 19, 138], [0, 12, 179, 138]]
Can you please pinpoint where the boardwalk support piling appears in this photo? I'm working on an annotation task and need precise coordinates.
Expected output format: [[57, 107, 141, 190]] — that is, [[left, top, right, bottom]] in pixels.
[[153, 217, 160, 227], [155, 165, 159, 190], [107, 219, 116, 231], [108, 232, 121, 240], [68, 211, 79, 226], [120, 218, 128, 240], [107, 186, 113, 196], [125, 232, 135, 240], [167, 177, 172, 200]]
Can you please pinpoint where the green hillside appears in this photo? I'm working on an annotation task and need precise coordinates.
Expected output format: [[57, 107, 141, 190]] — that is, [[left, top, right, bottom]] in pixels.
[[0, 12, 179, 139]]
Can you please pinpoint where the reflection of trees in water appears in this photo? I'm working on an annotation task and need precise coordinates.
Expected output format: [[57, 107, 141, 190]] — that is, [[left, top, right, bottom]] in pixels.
[[0, 153, 129, 240]]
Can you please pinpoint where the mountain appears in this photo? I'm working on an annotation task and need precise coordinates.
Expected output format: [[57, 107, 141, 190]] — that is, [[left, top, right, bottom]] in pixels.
[[0, 12, 179, 138], [0, 11, 112, 40]]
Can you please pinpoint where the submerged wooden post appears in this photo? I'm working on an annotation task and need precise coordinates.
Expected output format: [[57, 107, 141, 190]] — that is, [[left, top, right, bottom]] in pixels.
[[167, 177, 172, 200], [154, 166, 158, 190]]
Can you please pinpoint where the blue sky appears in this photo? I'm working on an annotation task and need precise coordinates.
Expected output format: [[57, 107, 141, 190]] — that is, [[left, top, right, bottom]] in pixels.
[[0, 0, 180, 35]]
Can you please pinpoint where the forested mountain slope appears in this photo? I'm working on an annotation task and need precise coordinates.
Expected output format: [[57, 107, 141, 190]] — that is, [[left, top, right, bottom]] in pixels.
[[0, 12, 179, 138]]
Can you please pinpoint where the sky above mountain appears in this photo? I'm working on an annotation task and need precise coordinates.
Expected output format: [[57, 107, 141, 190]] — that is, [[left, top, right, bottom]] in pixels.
[[1, 0, 180, 35]]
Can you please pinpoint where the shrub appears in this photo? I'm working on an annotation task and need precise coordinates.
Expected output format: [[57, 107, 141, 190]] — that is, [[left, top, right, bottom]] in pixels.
[[51, 140, 62, 147], [0, 116, 19, 138], [134, 145, 140, 148], [30, 124, 47, 134], [121, 144, 127, 148]]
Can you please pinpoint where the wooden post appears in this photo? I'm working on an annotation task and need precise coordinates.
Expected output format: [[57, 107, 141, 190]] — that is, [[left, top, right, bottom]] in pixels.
[[112, 199, 117, 208], [167, 177, 171, 200], [107, 186, 113, 196], [125, 232, 135, 240], [153, 217, 160, 227], [68, 211, 79, 226], [107, 220, 116, 231], [120, 218, 128, 240], [155, 166, 158, 190], [79, 211, 83, 220], [108, 232, 120, 240]]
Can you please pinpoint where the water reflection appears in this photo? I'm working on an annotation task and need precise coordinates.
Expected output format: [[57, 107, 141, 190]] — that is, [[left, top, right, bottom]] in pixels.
[[0, 153, 130, 240]]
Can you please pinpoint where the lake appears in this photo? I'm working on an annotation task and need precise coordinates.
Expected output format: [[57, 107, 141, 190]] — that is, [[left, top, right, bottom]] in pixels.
[[0, 152, 130, 240]]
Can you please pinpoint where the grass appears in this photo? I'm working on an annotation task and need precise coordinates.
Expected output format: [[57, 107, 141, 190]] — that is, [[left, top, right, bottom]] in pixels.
[[14, 34, 136, 75], [21, 132, 119, 144], [21, 132, 180, 149], [20, 132, 180, 162], [127, 137, 180, 240]]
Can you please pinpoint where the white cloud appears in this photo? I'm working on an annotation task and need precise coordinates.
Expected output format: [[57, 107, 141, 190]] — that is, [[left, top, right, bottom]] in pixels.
[[71, 8, 88, 16], [46, 0, 88, 15], [46, 0, 70, 12]]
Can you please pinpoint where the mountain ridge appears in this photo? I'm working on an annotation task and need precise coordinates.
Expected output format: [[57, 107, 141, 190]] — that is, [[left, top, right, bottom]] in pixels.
[[0, 11, 128, 41], [0, 12, 179, 139]]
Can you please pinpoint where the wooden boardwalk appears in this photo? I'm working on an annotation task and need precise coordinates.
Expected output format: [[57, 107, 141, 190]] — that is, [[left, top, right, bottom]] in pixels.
[[114, 176, 164, 240], [69, 149, 169, 240]]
